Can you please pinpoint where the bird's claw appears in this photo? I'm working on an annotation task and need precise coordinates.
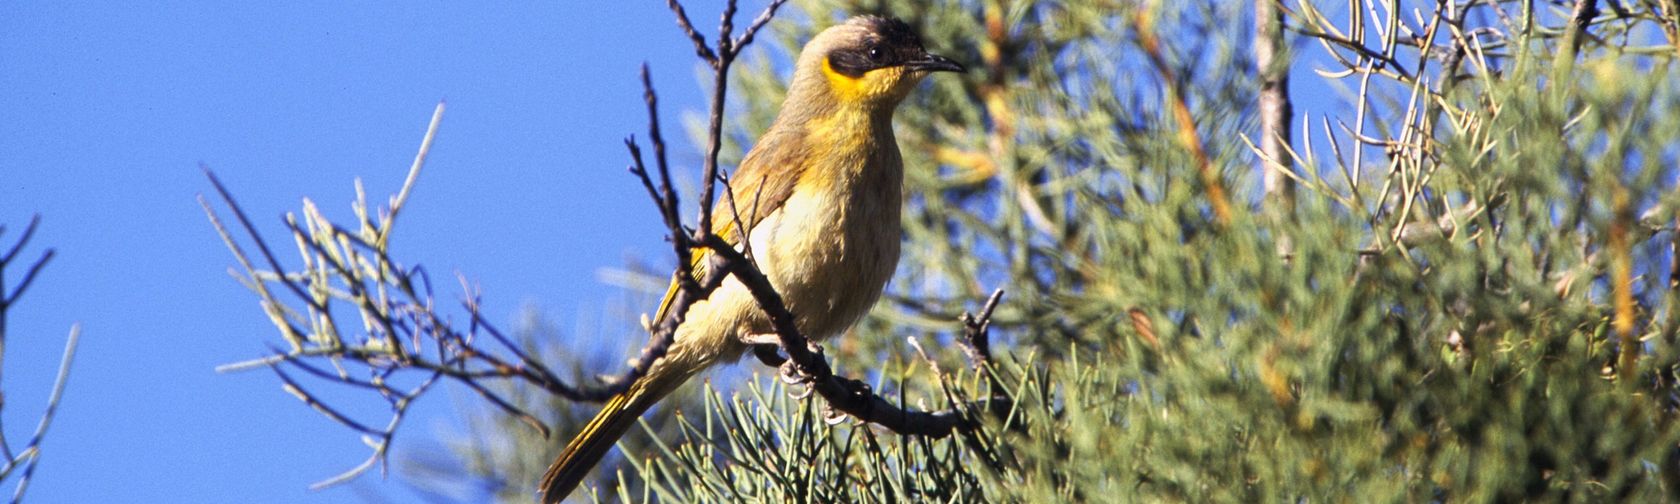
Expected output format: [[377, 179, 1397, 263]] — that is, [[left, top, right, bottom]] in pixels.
[[822, 405, 849, 425], [778, 359, 810, 384], [777, 358, 820, 399]]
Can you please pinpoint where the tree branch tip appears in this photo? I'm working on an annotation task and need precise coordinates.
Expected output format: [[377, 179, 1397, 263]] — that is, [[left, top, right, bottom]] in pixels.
[[216, 355, 285, 373], [982, 288, 1005, 312]]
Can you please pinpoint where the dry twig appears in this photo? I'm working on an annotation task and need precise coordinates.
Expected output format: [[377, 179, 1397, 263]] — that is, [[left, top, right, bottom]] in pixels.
[[0, 216, 81, 503]]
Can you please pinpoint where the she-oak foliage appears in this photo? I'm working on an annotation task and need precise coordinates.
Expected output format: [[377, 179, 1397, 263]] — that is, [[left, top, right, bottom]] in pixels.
[[439, 0, 1680, 501]]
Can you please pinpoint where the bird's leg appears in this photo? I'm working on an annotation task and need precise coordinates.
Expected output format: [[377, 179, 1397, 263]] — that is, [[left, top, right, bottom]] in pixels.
[[777, 344, 826, 400], [738, 332, 783, 346], [739, 332, 824, 392], [751, 344, 786, 367], [738, 333, 823, 357], [754, 345, 814, 398]]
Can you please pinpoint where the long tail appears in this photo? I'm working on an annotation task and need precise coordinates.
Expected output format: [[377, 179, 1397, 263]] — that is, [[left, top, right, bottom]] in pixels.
[[538, 371, 689, 503]]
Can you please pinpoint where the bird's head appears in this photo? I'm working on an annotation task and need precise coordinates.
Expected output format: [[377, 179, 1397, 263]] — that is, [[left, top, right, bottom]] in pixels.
[[792, 16, 965, 111]]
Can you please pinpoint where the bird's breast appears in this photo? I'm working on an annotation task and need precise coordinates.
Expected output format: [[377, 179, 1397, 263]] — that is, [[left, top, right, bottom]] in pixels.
[[746, 133, 902, 342]]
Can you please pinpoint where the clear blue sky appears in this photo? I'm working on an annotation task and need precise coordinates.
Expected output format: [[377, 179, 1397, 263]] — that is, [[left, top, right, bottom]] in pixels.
[[0, 2, 763, 502]]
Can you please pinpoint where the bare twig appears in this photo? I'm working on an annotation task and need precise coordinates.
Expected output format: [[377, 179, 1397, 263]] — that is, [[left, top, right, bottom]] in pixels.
[[5, 324, 79, 504], [958, 289, 1005, 367], [0, 215, 82, 495], [0, 217, 54, 312], [732, 0, 788, 52], [665, 0, 719, 65], [0, 215, 57, 414], [376, 101, 443, 250], [681, 0, 789, 243], [207, 102, 690, 488], [0, 215, 52, 396], [630, 64, 696, 296], [700, 233, 1008, 437], [204, 168, 330, 316]]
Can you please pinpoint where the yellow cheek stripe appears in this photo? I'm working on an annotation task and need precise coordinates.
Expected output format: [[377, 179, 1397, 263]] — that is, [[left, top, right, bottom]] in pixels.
[[822, 58, 869, 102], [822, 58, 905, 103]]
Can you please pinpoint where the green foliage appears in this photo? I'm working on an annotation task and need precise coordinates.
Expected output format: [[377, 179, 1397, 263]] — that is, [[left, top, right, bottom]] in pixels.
[[446, 0, 1680, 501]]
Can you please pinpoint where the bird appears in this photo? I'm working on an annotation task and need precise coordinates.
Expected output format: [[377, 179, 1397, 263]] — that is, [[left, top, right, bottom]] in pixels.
[[538, 15, 965, 502]]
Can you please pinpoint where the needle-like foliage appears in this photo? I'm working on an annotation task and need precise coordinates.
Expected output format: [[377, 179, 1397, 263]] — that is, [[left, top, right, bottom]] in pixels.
[[608, 0, 1680, 501]]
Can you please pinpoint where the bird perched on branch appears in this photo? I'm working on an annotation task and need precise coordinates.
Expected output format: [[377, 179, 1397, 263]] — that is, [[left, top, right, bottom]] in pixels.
[[538, 15, 965, 502]]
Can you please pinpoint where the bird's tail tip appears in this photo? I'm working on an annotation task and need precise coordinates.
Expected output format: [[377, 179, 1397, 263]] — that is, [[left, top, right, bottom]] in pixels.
[[538, 376, 678, 503]]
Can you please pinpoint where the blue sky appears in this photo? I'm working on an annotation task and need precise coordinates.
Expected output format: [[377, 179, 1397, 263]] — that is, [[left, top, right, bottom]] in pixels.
[[0, 2, 767, 502]]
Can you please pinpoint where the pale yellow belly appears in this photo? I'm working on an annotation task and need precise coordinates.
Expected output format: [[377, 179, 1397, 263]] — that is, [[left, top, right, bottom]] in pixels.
[[747, 177, 901, 342], [658, 127, 902, 374]]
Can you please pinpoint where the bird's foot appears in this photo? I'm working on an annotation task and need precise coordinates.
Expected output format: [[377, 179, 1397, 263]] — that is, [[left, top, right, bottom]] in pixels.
[[779, 358, 813, 386], [739, 333, 827, 396], [776, 347, 826, 399]]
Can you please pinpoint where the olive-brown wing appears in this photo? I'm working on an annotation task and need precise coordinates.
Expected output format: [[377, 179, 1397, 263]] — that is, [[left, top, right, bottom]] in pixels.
[[647, 127, 810, 325]]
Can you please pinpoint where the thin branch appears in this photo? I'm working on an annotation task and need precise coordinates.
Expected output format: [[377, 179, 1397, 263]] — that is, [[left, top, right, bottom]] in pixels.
[[731, 0, 789, 55], [0, 215, 55, 368], [0, 216, 40, 266], [693, 0, 737, 241], [377, 101, 444, 249], [459, 295, 564, 392], [665, 0, 719, 65], [0, 215, 68, 470], [200, 194, 304, 349], [207, 103, 654, 487], [958, 289, 1005, 367], [204, 167, 330, 315], [451, 366, 552, 439], [3, 323, 78, 504], [632, 65, 696, 296], [701, 235, 1005, 437]]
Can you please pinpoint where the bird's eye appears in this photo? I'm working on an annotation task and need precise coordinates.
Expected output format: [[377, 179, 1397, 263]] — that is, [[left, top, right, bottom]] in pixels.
[[866, 46, 884, 61]]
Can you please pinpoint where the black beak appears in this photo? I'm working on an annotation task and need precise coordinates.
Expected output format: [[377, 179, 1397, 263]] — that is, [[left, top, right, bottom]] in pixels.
[[906, 53, 966, 73]]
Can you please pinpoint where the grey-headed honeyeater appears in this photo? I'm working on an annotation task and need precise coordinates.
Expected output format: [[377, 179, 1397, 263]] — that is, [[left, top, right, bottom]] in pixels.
[[538, 15, 965, 502]]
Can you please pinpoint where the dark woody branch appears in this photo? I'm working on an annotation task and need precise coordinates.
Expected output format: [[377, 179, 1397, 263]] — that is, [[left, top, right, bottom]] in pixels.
[[694, 0, 788, 241]]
